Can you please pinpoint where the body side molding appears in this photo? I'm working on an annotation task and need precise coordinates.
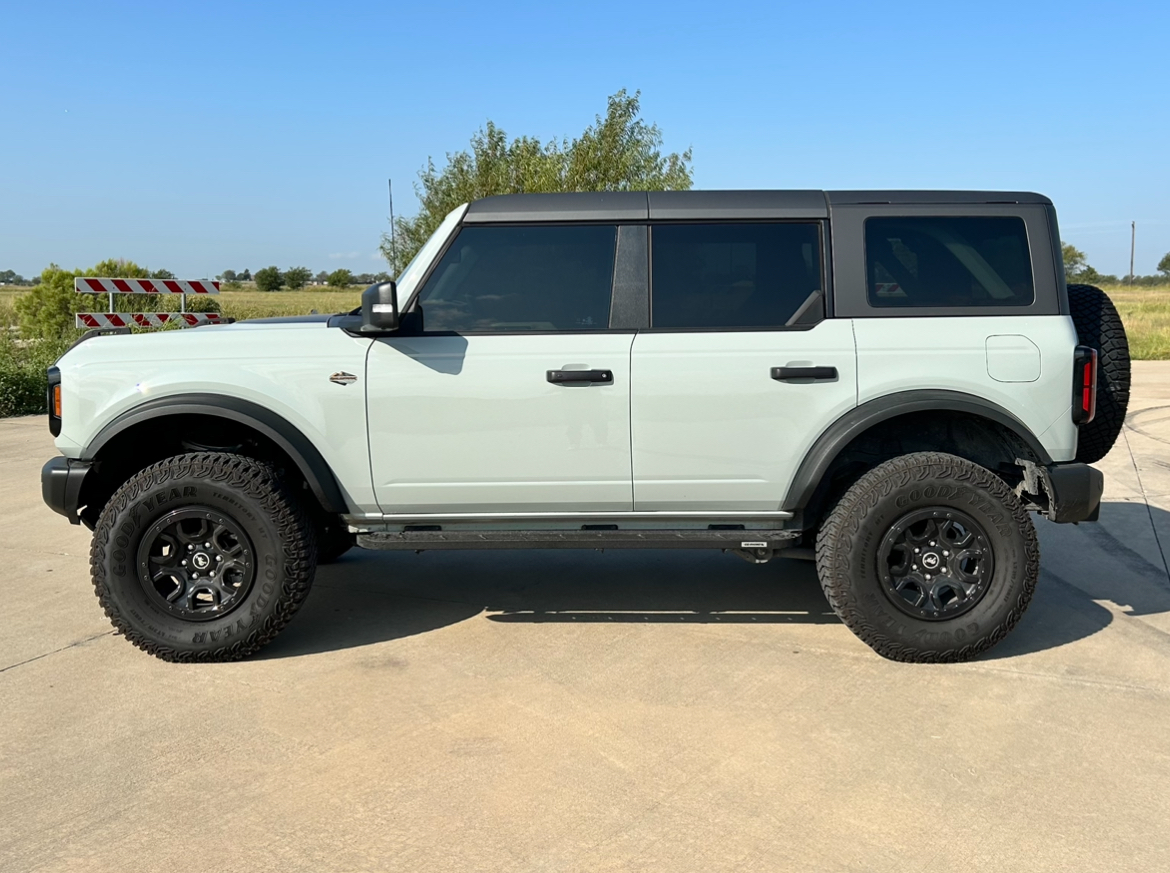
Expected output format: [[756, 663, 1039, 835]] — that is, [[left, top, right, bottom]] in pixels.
[[781, 389, 1054, 512], [83, 394, 350, 514]]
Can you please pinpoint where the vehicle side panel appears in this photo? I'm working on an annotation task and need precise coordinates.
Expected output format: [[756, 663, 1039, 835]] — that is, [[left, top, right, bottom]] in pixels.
[[366, 333, 636, 513], [53, 324, 378, 511], [630, 320, 858, 510], [852, 316, 1079, 461]]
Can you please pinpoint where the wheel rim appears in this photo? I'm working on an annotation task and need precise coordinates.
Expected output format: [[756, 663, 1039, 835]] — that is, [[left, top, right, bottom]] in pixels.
[[877, 508, 994, 621], [136, 508, 256, 622]]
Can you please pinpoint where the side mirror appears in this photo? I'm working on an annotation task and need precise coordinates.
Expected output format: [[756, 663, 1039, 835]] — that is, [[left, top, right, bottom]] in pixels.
[[360, 281, 399, 333]]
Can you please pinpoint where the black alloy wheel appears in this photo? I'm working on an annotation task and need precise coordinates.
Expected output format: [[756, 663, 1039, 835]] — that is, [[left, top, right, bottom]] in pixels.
[[138, 508, 256, 621], [877, 508, 993, 621]]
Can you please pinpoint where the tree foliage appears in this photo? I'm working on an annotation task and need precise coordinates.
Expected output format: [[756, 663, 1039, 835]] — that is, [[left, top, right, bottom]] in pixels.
[[327, 268, 354, 287], [284, 266, 311, 290], [1159, 251, 1170, 277], [16, 259, 149, 340], [254, 266, 284, 292], [1061, 242, 1115, 284], [380, 89, 692, 273]]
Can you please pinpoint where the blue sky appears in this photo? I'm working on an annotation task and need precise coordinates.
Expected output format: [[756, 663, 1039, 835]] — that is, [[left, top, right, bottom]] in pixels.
[[2, 0, 1167, 279]]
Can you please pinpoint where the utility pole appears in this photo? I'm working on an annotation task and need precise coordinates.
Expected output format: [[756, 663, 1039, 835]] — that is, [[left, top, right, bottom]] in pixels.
[[388, 179, 397, 275], [1130, 221, 1136, 284]]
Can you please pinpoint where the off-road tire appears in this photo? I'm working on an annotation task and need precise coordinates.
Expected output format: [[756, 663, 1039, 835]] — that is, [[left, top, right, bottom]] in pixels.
[[91, 453, 317, 662], [1068, 283, 1130, 464], [816, 452, 1039, 663]]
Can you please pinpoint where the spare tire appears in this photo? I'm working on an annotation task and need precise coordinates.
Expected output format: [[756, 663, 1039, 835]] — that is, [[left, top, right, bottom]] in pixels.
[[1067, 283, 1130, 463]]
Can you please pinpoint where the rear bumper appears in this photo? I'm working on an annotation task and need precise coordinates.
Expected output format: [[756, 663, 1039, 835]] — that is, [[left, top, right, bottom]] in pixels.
[[1043, 462, 1103, 524], [41, 457, 92, 525]]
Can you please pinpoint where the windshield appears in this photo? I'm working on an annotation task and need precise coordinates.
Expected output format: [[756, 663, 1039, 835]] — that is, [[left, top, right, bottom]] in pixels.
[[394, 204, 468, 302]]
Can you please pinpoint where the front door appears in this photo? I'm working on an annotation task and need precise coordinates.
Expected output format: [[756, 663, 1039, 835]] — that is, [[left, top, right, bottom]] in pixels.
[[367, 223, 634, 513], [631, 221, 857, 511]]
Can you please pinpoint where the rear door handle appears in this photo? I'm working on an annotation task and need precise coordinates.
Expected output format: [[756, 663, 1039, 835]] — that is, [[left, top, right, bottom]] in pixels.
[[771, 366, 838, 382], [547, 369, 614, 385]]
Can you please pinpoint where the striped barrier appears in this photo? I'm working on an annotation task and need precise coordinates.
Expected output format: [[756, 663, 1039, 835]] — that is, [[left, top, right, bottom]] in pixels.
[[74, 277, 222, 330], [74, 278, 220, 294], [76, 313, 227, 329]]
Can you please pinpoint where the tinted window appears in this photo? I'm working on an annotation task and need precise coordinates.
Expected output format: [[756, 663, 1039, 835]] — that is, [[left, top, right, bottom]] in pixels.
[[651, 223, 822, 329], [865, 216, 1034, 308], [417, 225, 616, 332]]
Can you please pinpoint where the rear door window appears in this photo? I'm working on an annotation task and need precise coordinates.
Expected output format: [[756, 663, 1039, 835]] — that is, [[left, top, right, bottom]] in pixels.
[[650, 223, 823, 329], [865, 216, 1034, 308], [417, 225, 617, 332]]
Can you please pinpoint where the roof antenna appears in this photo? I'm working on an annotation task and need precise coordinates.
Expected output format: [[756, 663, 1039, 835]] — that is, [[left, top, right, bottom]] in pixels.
[[388, 178, 397, 276]]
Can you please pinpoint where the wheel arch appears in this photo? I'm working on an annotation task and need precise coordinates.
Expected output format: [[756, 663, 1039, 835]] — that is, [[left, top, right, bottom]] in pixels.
[[82, 394, 349, 519], [783, 390, 1053, 519]]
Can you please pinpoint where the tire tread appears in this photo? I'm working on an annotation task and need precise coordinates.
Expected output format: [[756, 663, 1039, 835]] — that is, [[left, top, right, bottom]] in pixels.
[[90, 452, 316, 662]]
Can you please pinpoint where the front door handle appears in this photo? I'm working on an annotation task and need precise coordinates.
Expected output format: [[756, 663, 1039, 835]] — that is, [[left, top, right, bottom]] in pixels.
[[771, 366, 838, 382], [547, 369, 614, 385]]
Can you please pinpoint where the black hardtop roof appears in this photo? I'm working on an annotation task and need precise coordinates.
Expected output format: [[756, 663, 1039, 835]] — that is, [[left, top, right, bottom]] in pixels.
[[462, 190, 1053, 223]]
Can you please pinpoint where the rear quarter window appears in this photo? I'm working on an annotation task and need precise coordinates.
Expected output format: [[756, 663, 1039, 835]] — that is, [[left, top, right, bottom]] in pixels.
[[865, 216, 1034, 308]]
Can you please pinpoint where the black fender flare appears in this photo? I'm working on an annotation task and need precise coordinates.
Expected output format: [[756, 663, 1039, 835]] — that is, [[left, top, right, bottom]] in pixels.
[[83, 394, 350, 514], [781, 389, 1054, 512]]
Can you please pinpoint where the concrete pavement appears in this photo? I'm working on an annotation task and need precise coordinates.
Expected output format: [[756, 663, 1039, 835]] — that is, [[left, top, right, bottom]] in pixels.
[[2, 364, 1169, 872]]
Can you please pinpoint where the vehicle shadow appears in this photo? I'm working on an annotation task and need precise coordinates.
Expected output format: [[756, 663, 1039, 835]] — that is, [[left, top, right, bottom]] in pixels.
[[981, 499, 1170, 659], [258, 547, 836, 659], [258, 501, 1170, 661]]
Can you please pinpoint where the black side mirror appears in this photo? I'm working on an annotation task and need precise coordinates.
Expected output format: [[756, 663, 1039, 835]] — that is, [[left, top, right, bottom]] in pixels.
[[360, 281, 399, 333]]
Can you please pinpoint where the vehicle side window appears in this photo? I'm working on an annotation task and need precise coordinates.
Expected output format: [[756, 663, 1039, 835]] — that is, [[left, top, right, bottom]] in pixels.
[[865, 216, 1035, 308], [416, 225, 616, 332], [650, 223, 823, 329]]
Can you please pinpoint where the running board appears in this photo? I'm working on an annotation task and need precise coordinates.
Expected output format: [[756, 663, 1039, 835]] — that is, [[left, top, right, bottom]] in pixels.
[[356, 529, 801, 553]]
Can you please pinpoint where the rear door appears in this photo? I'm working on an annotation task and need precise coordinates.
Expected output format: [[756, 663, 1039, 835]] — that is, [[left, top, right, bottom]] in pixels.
[[630, 221, 857, 511], [366, 223, 636, 513]]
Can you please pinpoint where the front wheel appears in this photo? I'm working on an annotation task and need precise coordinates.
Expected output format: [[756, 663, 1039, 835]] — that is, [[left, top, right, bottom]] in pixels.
[[816, 452, 1038, 662], [91, 453, 317, 662]]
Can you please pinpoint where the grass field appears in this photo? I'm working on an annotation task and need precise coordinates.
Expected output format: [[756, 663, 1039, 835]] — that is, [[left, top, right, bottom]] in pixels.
[[3, 283, 1169, 359], [1098, 284, 1170, 360]]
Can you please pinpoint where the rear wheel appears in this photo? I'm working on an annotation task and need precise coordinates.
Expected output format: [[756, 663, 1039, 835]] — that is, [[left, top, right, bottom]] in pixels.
[[91, 453, 317, 662], [816, 452, 1038, 662], [1068, 283, 1130, 463]]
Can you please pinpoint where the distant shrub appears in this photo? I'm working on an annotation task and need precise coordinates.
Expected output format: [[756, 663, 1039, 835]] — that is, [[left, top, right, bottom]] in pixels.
[[327, 268, 353, 288], [254, 266, 284, 292], [0, 301, 70, 416]]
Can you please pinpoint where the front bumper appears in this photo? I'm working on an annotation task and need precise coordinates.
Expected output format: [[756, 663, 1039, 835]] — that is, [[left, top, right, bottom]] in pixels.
[[1040, 462, 1103, 523], [41, 457, 92, 526]]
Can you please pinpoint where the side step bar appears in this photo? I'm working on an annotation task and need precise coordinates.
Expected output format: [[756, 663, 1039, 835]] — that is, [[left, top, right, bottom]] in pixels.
[[357, 529, 801, 554]]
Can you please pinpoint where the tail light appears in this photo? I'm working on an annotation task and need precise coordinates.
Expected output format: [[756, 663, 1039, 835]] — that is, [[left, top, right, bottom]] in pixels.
[[1072, 346, 1097, 425], [47, 366, 62, 436]]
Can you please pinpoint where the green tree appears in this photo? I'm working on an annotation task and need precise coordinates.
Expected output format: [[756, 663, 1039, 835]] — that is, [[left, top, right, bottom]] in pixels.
[[254, 266, 283, 292], [1158, 251, 1170, 278], [380, 89, 692, 274], [327, 268, 353, 288], [219, 269, 238, 283], [15, 259, 152, 340], [1061, 242, 1087, 279], [150, 268, 175, 279], [284, 266, 311, 289], [1061, 242, 1110, 284]]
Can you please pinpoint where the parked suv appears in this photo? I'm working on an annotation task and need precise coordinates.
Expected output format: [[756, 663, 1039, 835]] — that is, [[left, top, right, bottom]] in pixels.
[[41, 191, 1130, 663]]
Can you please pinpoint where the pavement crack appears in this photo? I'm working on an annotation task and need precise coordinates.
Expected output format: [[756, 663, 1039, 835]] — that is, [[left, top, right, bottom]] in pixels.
[[0, 630, 115, 675], [1122, 427, 1170, 585]]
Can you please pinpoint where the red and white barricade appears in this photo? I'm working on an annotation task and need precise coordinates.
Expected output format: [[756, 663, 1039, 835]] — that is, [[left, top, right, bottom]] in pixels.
[[75, 312, 227, 329], [74, 276, 223, 330], [74, 278, 220, 295]]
